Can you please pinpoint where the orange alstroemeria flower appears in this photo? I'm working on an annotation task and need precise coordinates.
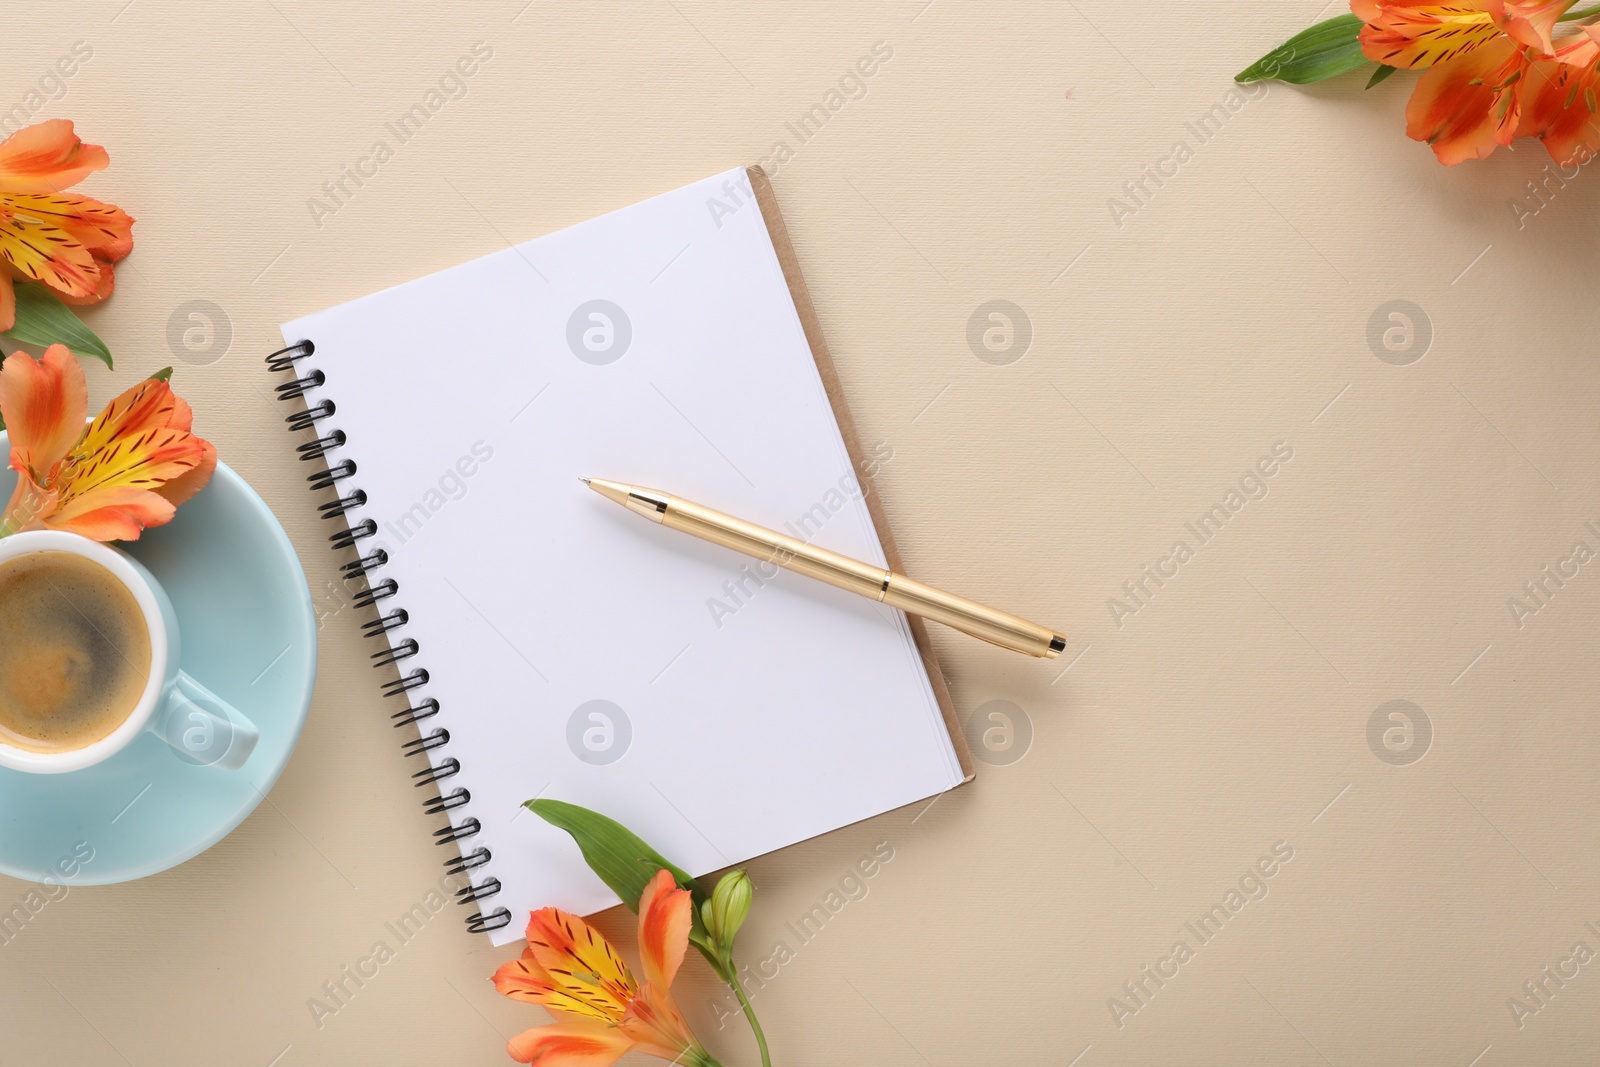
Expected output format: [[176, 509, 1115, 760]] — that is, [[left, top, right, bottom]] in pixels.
[[1519, 26, 1600, 164], [1354, 0, 1573, 69], [1405, 33, 1537, 163], [0, 345, 216, 541], [0, 119, 134, 332], [493, 870, 722, 1067], [1351, 0, 1600, 163]]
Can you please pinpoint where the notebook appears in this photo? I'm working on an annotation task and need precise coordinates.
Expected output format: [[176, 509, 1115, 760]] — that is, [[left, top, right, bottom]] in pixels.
[[270, 166, 972, 945]]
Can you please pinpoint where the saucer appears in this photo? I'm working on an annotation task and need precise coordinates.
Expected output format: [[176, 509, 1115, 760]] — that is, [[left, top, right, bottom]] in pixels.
[[0, 453, 316, 885]]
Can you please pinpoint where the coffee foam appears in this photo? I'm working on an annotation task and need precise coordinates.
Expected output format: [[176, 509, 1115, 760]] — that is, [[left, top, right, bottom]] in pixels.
[[0, 552, 152, 753]]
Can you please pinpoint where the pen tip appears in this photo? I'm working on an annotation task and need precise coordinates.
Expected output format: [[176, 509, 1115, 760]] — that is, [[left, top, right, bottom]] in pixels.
[[580, 477, 591, 487]]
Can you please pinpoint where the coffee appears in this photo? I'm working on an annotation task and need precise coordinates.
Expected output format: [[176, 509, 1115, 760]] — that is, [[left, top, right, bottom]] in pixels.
[[0, 551, 152, 753]]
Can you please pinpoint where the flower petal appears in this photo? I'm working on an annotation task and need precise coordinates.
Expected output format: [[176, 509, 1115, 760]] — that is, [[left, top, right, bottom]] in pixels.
[[619, 985, 702, 1063], [0, 207, 103, 300], [0, 120, 109, 194], [494, 954, 624, 1025], [1488, 0, 1574, 53], [52, 425, 204, 523], [0, 344, 87, 475], [523, 908, 636, 1021], [494, 951, 557, 1003], [154, 435, 215, 509], [1358, 2, 1501, 69], [55, 255, 114, 306], [43, 484, 175, 541], [1405, 34, 1528, 163], [1515, 28, 1600, 164], [1532, 90, 1600, 166], [167, 393, 195, 433], [1, 193, 134, 262], [0, 270, 13, 332], [0, 471, 56, 535], [505, 1021, 632, 1067], [75, 377, 182, 457], [636, 870, 691, 993]]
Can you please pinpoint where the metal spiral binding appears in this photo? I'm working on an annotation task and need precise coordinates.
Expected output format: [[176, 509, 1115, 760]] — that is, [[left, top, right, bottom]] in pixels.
[[331, 519, 378, 552], [391, 697, 438, 727], [265, 340, 511, 934], [352, 579, 398, 609]]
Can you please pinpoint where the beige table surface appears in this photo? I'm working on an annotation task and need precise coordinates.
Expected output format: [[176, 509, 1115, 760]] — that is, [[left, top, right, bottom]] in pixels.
[[5, 2, 1600, 1065]]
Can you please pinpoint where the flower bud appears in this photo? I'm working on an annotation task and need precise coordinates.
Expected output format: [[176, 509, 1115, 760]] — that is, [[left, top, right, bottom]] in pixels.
[[706, 869, 753, 948]]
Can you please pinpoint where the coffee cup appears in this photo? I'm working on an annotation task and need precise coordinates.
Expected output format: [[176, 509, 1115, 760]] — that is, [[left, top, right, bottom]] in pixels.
[[0, 530, 259, 774]]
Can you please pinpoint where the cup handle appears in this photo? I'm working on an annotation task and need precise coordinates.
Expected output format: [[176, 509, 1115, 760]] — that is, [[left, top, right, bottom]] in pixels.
[[149, 672, 261, 770]]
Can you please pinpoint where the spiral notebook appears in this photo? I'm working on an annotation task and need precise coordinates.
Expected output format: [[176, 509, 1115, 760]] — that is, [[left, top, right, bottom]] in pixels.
[[269, 166, 972, 944]]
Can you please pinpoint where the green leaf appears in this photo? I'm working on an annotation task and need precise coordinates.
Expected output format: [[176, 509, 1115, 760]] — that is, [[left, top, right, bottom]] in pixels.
[[1367, 63, 1399, 89], [527, 798, 706, 911], [527, 798, 738, 977], [0, 281, 113, 368], [1236, 14, 1371, 85], [149, 366, 173, 382], [528, 799, 745, 979]]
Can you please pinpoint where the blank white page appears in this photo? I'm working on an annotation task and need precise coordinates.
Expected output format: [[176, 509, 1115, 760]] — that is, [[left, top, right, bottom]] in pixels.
[[283, 168, 963, 945]]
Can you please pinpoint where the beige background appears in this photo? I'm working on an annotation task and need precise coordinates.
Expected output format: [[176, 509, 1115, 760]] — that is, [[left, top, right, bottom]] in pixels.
[[5, 2, 1600, 1064]]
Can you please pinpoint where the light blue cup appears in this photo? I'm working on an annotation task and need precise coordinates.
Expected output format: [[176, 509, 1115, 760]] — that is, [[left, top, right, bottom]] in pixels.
[[0, 531, 261, 774], [0, 450, 317, 885]]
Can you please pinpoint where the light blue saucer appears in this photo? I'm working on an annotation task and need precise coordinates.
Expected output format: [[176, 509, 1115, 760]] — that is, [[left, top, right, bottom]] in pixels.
[[0, 450, 316, 885]]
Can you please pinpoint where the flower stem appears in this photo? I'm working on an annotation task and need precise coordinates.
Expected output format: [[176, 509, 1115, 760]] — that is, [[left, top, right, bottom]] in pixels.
[[686, 1048, 725, 1067], [730, 975, 773, 1067], [1560, 4, 1600, 19]]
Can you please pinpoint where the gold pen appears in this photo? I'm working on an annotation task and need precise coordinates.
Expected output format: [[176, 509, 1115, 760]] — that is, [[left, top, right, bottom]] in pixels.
[[584, 478, 1067, 659]]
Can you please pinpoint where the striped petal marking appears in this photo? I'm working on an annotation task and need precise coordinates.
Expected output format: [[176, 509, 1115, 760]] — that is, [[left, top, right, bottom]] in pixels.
[[0, 119, 130, 314], [0, 349, 214, 541], [1358, 2, 1503, 69], [492, 870, 712, 1066], [522, 908, 639, 1023], [1405, 33, 1533, 162]]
